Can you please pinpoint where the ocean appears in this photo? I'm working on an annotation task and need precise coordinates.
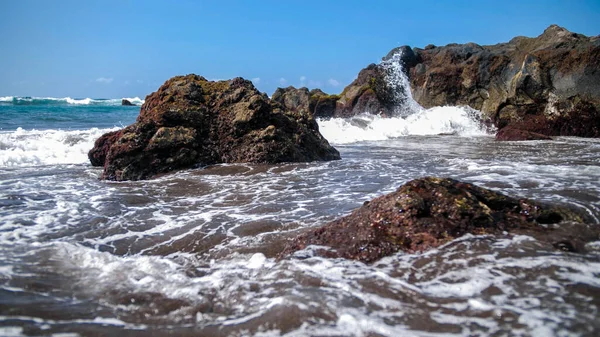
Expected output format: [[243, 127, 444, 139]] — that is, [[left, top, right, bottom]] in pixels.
[[1, 88, 600, 336]]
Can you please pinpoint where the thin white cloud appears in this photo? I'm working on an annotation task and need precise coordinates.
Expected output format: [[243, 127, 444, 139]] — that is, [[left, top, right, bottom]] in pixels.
[[136, 79, 144, 84], [279, 77, 287, 86], [251, 77, 261, 84], [328, 78, 340, 87], [309, 80, 323, 87], [96, 77, 114, 84]]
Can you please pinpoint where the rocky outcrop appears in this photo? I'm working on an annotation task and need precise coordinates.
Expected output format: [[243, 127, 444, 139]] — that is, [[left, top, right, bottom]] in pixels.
[[280, 177, 596, 263], [121, 99, 135, 106], [403, 25, 600, 137], [333, 64, 396, 117], [89, 75, 340, 181], [268, 25, 598, 136]]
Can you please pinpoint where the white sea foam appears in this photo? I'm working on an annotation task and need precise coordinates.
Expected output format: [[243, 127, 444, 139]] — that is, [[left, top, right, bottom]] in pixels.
[[65, 97, 93, 105], [318, 107, 490, 144], [318, 49, 492, 144], [120, 97, 145, 105], [0, 96, 14, 102], [0, 127, 119, 167]]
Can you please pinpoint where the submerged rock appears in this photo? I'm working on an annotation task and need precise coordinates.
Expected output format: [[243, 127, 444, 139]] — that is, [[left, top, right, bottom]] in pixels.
[[280, 177, 595, 263], [402, 25, 600, 137], [495, 127, 553, 141], [89, 75, 340, 181]]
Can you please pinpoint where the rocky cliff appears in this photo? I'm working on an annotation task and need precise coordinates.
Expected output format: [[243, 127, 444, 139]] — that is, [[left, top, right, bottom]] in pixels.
[[279, 25, 599, 138], [404, 25, 600, 137]]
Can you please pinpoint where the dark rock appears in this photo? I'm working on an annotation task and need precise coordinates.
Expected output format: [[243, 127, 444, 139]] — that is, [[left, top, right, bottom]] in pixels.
[[334, 64, 398, 117], [383, 45, 420, 71], [402, 25, 600, 137], [271, 86, 339, 119], [495, 127, 553, 141], [89, 75, 340, 181], [121, 99, 135, 106], [279, 177, 594, 263], [88, 130, 122, 166]]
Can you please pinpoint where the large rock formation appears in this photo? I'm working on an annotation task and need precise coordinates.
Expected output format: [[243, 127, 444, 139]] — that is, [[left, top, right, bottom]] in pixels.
[[404, 25, 600, 137], [89, 75, 340, 181], [286, 25, 599, 138], [271, 46, 419, 119], [280, 177, 597, 263]]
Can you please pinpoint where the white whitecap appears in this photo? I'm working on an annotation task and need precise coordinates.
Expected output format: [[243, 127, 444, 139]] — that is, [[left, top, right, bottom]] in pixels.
[[0, 127, 119, 167]]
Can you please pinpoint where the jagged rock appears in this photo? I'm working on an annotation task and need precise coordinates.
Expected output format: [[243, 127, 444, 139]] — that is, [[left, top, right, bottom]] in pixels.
[[89, 75, 340, 181], [401, 25, 600, 137], [280, 177, 595, 263], [334, 64, 397, 117], [121, 99, 135, 106], [495, 127, 553, 141], [88, 130, 122, 166]]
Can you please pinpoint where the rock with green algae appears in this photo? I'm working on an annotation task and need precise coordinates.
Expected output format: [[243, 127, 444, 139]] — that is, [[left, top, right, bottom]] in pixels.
[[279, 177, 599, 263], [271, 86, 340, 118], [89, 75, 340, 181]]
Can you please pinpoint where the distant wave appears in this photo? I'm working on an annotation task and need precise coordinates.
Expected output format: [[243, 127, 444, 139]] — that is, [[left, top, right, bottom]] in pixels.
[[0, 127, 118, 167], [0, 96, 145, 106], [318, 107, 493, 144]]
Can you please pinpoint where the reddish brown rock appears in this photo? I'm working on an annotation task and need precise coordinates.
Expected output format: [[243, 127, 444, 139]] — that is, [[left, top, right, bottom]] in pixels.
[[280, 177, 592, 263], [495, 127, 553, 141], [89, 75, 340, 181], [88, 129, 123, 167]]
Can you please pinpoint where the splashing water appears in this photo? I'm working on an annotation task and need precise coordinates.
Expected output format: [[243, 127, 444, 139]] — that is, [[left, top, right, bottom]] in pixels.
[[319, 50, 492, 144]]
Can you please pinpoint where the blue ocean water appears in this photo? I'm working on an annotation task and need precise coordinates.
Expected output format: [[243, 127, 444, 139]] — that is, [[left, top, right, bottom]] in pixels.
[[0, 96, 141, 131]]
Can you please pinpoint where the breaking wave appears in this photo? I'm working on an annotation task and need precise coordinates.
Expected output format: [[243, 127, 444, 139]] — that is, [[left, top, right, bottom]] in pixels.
[[317, 50, 493, 144], [0, 127, 119, 167], [318, 107, 492, 144]]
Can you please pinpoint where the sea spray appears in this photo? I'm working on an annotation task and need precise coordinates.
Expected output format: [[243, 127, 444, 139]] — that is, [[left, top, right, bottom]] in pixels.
[[0, 127, 119, 167], [318, 107, 490, 143], [318, 50, 492, 144]]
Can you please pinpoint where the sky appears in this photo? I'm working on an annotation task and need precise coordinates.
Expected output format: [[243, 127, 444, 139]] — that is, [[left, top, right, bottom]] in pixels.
[[1, 0, 599, 99]]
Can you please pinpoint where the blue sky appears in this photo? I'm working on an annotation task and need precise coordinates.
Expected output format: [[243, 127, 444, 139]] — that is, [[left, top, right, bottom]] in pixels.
[[1, 0, 599, 99]]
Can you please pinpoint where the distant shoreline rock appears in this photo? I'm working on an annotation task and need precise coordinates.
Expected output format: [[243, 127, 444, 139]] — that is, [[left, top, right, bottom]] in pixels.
[[121, 99, 135, 106], [89, 75, 340, 181], [279, 177, 598, 263]]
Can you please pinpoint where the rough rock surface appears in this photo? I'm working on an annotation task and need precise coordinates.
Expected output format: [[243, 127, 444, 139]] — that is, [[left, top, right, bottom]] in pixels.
[[89, 75, 340, 181], [271, 86, 339, 118], [403, 25, 600, 137], [495, 127, 553, 141], [333, 64, 396, 117], [280, 177, 596, 263]]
